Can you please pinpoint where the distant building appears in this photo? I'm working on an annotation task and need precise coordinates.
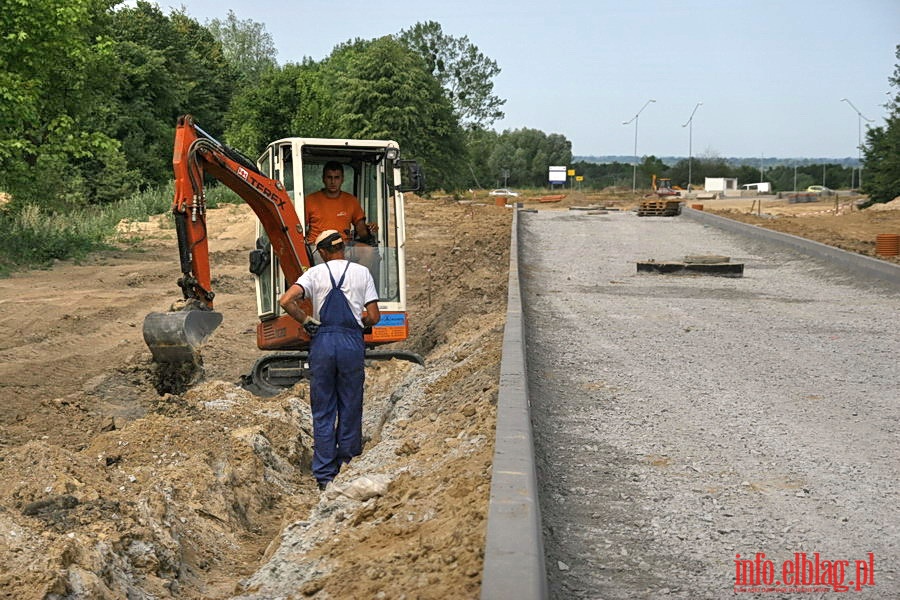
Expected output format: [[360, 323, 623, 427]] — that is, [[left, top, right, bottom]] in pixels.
[[705, 177, 738, 194]]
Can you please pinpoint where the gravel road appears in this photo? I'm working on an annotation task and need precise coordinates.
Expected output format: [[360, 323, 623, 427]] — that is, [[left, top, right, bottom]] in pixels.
[[519, 210, 900, 599]]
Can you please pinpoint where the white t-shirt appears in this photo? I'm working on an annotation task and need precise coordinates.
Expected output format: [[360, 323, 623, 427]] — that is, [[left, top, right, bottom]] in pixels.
[[295, 259, 378, 327]]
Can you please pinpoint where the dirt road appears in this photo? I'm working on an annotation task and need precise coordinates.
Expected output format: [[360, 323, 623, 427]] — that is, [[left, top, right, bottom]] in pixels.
[[522, 209, 899, 598]]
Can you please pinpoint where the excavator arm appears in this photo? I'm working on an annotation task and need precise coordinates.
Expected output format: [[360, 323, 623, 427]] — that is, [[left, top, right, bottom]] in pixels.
[[143, 115, 312, 364]]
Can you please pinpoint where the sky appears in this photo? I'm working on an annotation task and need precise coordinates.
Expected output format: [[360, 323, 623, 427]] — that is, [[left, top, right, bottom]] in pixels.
[[149, 0, 898, 159]]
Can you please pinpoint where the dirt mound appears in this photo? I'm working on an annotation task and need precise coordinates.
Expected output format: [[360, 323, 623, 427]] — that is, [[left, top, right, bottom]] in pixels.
[[0, 196, 510, 598], [706, 203, 900, 264], [867, 196, 900, 211]]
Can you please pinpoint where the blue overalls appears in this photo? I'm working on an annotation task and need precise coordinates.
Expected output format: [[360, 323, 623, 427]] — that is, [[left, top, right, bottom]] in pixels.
[[309, 261, 366, 485]]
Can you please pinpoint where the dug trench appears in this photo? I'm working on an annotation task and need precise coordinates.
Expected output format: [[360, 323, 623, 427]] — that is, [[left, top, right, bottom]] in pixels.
[[0, 196, 511, 599]]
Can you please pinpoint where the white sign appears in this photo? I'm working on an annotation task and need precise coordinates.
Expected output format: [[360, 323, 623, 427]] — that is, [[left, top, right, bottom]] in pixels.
[[548, 166, 567, 184]]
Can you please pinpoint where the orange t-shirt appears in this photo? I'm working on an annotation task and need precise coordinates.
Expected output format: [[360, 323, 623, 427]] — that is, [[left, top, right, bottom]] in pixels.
[[304, 190, 365, 244]]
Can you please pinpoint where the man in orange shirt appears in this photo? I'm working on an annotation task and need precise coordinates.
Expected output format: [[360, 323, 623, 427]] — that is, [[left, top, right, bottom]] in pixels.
[[305, 162, 378, 274]]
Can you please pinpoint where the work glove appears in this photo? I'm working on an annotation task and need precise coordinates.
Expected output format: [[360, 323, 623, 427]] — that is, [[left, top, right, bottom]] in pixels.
[[302, 316, 320, 337]]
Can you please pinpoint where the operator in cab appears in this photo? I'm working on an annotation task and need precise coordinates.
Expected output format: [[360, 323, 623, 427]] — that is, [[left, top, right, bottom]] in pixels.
[[305, 162, 378, 276], [278, 230, 380, 491]]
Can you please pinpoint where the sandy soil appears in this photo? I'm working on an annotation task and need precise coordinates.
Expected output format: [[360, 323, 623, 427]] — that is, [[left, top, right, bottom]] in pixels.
[[1, 188, 898, 598], [691, 195, 900, 264], [0, 196, 510, 599]]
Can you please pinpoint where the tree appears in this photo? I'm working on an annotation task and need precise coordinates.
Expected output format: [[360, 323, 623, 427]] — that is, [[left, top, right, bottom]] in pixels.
[[570, 160, 633, 189], [225, 36, 469, 191], [463, 128, 499, 189], [861, 119, 900, 204], [639, 156, 668, 189], [106, 2, 238, 186], [487, 128, 572, 188], [329, 36, 467, 191], [0, 0, 130, 210], [206, 10, 277, 85], [398, 21, 505, 129], [225, 60, 335, 154], [861, 44, 900, 205], [0, 0, 242, 206]]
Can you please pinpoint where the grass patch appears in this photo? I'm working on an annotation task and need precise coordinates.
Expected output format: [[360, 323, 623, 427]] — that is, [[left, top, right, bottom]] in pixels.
[[0, 182, 242, 276]]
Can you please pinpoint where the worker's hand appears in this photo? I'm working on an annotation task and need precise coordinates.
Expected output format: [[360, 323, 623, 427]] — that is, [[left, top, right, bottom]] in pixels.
[[302, 316, 320, 337], [366, 222, 379, 235]]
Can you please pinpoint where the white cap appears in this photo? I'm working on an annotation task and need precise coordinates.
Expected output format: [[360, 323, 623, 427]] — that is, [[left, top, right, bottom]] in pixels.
[[315, 229, 343, 250]]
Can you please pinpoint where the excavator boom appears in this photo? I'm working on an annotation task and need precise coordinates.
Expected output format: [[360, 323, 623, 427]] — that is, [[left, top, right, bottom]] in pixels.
[[143, 115, 311, 365]]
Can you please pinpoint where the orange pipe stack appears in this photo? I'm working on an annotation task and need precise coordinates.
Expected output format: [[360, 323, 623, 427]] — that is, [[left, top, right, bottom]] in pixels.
[[875, 233, 900, 256]]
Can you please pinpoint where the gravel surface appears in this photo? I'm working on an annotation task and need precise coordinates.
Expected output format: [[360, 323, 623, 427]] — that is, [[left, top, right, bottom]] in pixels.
[[519, 210, 900, 599]]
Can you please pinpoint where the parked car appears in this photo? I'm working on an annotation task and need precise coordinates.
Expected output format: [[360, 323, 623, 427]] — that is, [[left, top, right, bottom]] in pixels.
[[807, 185, 833, 194], [489, 188, 519, 197]]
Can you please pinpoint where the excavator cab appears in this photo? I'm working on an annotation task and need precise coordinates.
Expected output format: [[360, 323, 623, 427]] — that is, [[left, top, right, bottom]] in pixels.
[[251, 138, 419, 353]]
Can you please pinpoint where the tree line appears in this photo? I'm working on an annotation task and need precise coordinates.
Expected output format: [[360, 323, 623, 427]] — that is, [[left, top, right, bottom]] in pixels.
[[1, 2, 896, 215], [572, 156, 858, 194], [0, 1, 571, 213]]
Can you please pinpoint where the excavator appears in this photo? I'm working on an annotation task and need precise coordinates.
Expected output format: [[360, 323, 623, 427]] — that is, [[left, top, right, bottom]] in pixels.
[[637, 175, 682, 216], [650, 174, 680, 198], [143, 115, 424, 395]]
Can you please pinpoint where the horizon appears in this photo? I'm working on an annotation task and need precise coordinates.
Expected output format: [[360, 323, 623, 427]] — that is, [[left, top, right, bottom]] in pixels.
[[573, 154, 860, 165], [138, 0, 897, 158]]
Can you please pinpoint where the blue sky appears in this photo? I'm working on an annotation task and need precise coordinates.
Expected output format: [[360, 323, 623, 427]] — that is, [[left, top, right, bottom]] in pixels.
[[154, 0, 898, 159]]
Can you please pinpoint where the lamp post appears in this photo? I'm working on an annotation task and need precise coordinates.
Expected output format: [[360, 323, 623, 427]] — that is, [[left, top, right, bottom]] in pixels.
[[840, 98, 873, 190], [681, 102, 702, 192], [623, 99, 656, 193]]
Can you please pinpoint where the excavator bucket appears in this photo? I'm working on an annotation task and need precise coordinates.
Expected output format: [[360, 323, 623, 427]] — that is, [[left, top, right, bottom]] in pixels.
[[142, 310, 223, 364]]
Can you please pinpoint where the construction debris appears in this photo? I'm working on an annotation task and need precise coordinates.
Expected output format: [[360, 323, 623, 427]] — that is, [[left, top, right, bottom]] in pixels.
[[637, 199, 682, 217], [637, 254, 743, 277]]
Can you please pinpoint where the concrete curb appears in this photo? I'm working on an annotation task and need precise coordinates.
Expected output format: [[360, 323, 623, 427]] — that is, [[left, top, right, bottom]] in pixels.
[[480, 207, 548, 599], [681, 207, 900, 287]]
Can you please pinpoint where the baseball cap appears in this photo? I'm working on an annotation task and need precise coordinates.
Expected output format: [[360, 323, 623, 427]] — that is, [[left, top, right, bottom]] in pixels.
[[315, 229, 343, 251]]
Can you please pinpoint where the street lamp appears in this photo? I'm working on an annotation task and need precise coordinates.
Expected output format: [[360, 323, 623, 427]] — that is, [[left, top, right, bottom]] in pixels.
[[623, 99, 656, 193], [681, 102, 702, 192], [840, 98, 873, 190]]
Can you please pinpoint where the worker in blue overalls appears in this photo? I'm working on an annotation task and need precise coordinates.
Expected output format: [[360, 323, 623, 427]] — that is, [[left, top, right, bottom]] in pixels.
[[279, 229, 381, 490]]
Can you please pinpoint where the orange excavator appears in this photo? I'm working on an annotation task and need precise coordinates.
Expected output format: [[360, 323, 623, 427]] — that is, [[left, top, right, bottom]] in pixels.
[[143, 115, 424, 394], [637, 175, 683, 216], [650, 174, 680, 197]]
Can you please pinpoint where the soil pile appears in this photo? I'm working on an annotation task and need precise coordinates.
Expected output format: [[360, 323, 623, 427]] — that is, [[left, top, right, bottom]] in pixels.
[[0, 196, 510, 599]]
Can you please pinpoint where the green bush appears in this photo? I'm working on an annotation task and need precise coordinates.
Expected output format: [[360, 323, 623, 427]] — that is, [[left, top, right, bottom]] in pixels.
[[0, 184, 172, 276], [0, 181, 247, 276]]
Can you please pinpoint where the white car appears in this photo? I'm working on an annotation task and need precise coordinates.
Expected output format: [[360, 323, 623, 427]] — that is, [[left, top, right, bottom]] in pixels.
[[489, 188, 519, 197]]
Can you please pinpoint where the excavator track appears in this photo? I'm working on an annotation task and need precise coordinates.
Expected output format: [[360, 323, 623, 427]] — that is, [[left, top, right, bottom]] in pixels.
[[243, 349, 425, 397]]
